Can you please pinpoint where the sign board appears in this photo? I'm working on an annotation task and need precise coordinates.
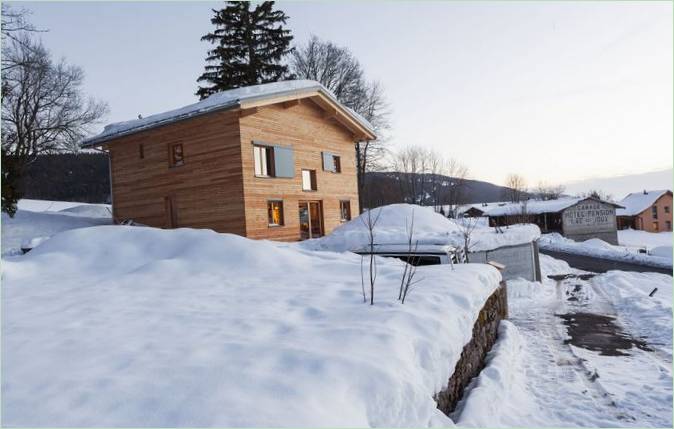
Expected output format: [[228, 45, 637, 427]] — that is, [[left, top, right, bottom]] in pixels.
[[562, 200, 617, 235]]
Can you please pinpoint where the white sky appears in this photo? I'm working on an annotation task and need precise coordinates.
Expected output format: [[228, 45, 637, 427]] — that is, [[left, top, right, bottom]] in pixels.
[[17, 1, 673, 187]]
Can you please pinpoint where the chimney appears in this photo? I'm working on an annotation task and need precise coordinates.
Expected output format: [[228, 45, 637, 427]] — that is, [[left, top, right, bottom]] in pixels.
[[643, 190, 648, 195]]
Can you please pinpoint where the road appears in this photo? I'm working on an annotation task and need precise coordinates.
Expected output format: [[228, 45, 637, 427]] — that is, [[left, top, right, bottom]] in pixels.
[[539, 249, 673, 275]]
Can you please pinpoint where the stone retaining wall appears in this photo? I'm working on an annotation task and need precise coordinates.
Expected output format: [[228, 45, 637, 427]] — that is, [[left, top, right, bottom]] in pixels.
[[435, 282, 508, 415]]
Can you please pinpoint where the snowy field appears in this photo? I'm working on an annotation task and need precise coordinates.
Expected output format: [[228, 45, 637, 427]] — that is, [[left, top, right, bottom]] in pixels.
[[540, 233, 672, 269]]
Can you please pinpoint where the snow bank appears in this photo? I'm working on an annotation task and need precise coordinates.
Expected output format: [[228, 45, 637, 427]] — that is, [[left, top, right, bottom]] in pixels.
[[618, 229, 673, 249], [303, 204, 540, 253], [454, 321, 534, 427], [539, 233, 673, 269], [17, 198, 110, 213], [1, 206, 111, 255], [593, 271, 672, 356], [2, 225, 501, 427]]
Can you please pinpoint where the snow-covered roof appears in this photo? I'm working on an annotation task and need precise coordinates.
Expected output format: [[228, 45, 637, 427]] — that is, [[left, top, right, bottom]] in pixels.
[[82, 80, 376, 147], [483, 197, 622, 217], [616, 190, 672, 217]]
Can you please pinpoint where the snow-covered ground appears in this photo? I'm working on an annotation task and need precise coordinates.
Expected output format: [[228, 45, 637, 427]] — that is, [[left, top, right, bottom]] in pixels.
[[2, 224, 502, 427], [540, 233, 672, 269], [3, 200, 671, 427], [456, 255, 673, 427], [618, 228, 673, 260], [1, 200, 112, 255]]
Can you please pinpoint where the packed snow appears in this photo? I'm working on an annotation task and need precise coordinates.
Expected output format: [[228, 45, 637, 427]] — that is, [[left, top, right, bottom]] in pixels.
[[618, 228, 673, 259], [539, 233, 672, 269], [82, 80, 374, 147], [303, 204, 540, 253], [456, 254, 672, 427], [2, 200, 112, 255], [2, 225, 502, 427], [616, 190, 671, 217]]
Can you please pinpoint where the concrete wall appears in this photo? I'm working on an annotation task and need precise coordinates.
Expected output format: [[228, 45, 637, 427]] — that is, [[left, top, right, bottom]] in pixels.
[[469, 242, 541, 282], [562, 199, 618, 244], [435, 283, 508, 415]]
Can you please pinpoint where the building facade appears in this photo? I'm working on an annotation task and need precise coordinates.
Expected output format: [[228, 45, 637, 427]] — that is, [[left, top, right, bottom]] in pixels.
[[82, 81, 376, 241], [617, 190, 672, 233]]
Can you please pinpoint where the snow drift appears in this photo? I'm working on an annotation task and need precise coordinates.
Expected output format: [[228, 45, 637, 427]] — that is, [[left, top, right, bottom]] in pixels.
[[303, 204, 540, 253], [2, 225, 502, 427]]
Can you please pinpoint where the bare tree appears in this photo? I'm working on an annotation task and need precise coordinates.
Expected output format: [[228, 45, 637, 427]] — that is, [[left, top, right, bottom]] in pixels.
[[399, 210, 422, 304], [291, 35, 390, 212], [391, 145, 468, 213], [457, 216, 480, 262], [503, 173, 528, 203], [2, 35, 108, 216], [536, 181, 565, 200], [360, 208, 382, 305]]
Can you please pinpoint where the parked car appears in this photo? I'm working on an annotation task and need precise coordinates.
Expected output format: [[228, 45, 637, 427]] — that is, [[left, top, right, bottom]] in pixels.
[[352, 243, 467, 267]]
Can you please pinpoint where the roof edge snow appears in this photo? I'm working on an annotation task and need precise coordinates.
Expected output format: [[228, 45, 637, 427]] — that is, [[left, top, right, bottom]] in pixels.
[[82, 80, 376, 147]]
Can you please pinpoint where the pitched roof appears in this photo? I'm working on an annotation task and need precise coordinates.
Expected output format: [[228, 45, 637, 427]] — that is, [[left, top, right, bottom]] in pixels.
[[616, 190, 672, 216], [82, 80, 376, 147], [480, 197, 622, 217]]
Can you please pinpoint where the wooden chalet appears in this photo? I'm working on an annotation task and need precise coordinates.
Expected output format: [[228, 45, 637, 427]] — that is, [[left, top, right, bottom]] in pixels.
[[82, 80, 376, 241]]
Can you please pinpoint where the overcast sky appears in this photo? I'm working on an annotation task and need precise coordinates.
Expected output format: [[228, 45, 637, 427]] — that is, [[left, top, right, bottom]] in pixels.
[[16, 1, 673, 187]]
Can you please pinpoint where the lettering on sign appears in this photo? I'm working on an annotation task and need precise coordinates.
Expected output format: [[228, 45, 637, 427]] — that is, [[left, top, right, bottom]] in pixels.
[[562, 201, 616, 233]]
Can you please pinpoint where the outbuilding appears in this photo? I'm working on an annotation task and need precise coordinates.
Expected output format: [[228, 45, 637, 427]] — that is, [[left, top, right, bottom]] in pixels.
[[485, 197, 623, 245]]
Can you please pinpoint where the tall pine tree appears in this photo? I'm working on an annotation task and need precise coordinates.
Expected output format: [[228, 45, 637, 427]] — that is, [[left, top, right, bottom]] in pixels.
[[196, 1, 294, 99]]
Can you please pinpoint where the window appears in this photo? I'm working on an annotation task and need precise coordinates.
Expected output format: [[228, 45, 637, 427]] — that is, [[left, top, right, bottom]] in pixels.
[[139, 143, 144, 159], [253, 143, 295, 178], [652, 205, 658, 219], [254, 145, 275, 177], [666, 221, 672, 231], [340, 200, 351, 221], [267, 200, 284, 226], [322, 152, 341, 173], [302, 169, 317, 191], [170, 143, 184, 167], [665, 206, 670, 214], [652, 221, 659, 232]]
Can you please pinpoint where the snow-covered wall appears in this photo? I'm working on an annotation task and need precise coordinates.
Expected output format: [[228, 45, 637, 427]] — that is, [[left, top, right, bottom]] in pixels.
[[436, 283, 508, 415]]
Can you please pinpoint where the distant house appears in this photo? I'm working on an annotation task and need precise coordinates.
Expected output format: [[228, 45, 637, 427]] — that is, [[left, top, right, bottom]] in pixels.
[[81, 80, 376, 241], [616, 190, 672, 232], [483, 197, 623, 244]]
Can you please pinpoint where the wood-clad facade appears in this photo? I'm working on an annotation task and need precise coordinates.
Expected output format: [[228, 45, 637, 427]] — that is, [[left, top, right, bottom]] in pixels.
[[98, 90, 372, 241]]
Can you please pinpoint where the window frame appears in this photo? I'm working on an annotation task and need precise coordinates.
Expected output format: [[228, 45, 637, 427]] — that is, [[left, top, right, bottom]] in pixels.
[[267, 200, 284, 227], [139, 143, 145, 159], [340, 200, 351, 222], [666, 220, 672, 231], [651, 205, 658, 219], [301, 169, 317, 191], [333, 155, 341, 173], [253, 144, 275, 178], [169, 143, 185, 167], [665, 206, 670, 214]]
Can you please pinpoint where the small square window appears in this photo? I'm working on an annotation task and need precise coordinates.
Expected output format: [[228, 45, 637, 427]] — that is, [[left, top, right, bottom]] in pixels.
[[666, 221, 672, 231], [333, 156, 341, 173], [170, 143, 184, 167], [665, 206, 670, 214], [340, 200, 351, 222], [322, 152, 342, 173], [267, 200, 284, 226], [302, 169, 317, 191]]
